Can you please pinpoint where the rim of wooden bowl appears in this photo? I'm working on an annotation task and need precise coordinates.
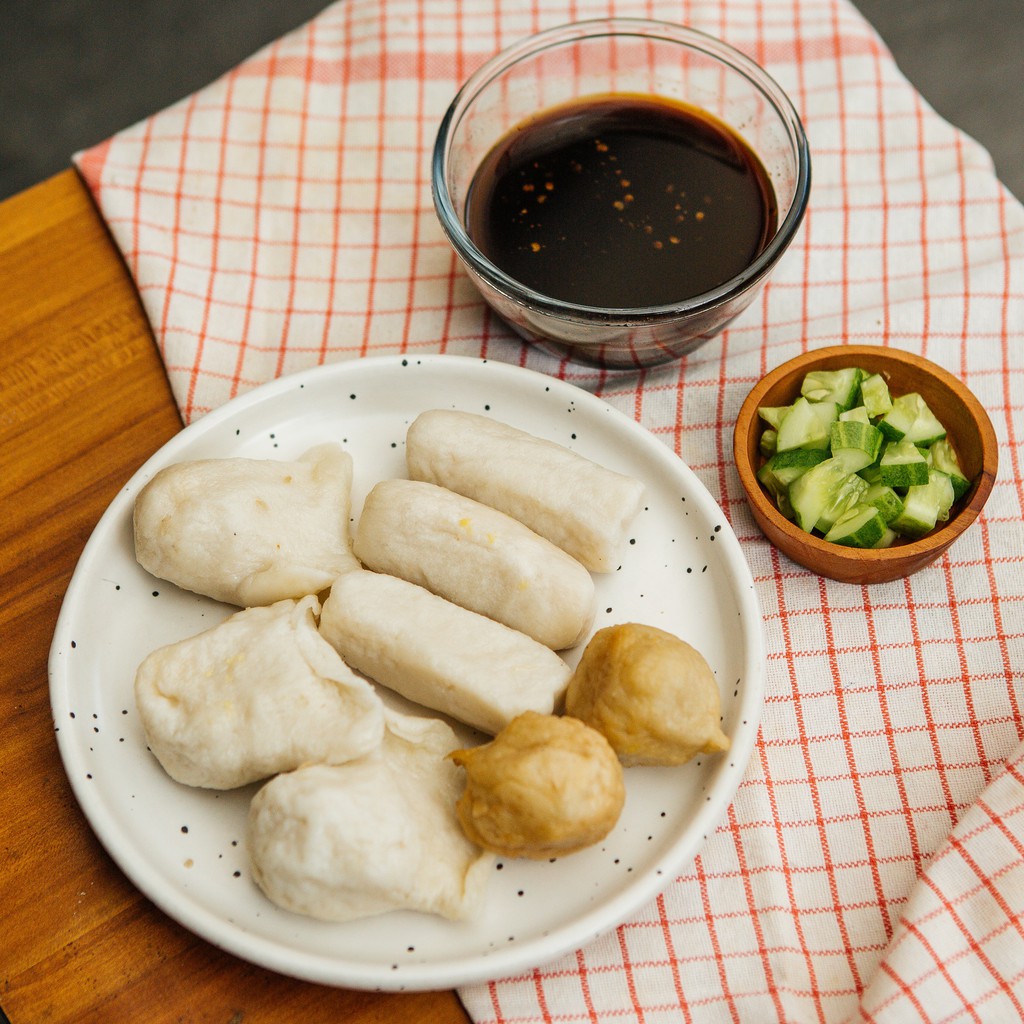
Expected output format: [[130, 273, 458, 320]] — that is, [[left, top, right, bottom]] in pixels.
[[733, 345, 999, 584]]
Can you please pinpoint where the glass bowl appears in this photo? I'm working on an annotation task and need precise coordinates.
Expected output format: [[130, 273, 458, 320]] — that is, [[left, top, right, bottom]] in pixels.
[[432, 18, 811, 369]]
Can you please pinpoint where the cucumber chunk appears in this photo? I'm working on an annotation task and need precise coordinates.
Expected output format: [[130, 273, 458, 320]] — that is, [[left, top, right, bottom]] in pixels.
[[760, 428, 778, 458], [891, 470, 955, 538], [928, 439, 971, 500], [862, 482, 905, 524], [800, 367, 863, 411], [872, 526, 898, 549], [757, 448, 827, 500], [879, 438, 930, 488], [758, 405, 793, 430], [839, 406, 871, 424], [903, 394, 947, 446], [829, 420, 883, 473], [878, 392, 947, 446], [815, 472, 869, 534], [877, 392, 918, 441], [788, 457, 851, 533], [931, 470, 956, 522], [776, 397, 838, 452], [824, 503, 887, 548], [859, 373, 893, 417]]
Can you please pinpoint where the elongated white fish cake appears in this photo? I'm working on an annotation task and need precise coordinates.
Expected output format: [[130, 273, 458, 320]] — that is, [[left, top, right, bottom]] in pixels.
[[319, 570, 572, 735], [134, 595, 384, 789], [248, 711, 495, 923], [353, 479, 595, 649], [405, 410, 645, 572], [133, 443, 360, 606]]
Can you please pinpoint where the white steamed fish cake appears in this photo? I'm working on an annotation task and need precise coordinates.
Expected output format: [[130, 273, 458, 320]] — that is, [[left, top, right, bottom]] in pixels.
[[134, 595, 384, 789], [247, 710, 495, 923], [354, 478, 595, 650], [133, 442, 360, 606], [405, 409, 645, 573]]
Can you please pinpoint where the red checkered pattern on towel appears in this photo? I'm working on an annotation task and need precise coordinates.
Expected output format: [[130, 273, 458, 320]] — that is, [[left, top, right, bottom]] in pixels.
[[75, 0, 1024, 1020]]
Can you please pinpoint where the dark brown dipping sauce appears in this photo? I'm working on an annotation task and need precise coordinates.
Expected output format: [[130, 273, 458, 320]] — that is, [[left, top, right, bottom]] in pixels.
[[465, 93, 778, 309]]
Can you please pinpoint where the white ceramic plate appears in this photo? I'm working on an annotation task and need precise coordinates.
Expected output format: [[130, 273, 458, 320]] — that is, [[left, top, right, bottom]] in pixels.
[[49, 354, 764, 992]]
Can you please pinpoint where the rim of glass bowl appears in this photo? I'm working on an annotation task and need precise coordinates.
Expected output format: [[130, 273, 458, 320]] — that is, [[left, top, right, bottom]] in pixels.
[[431, 17, 812, 324]]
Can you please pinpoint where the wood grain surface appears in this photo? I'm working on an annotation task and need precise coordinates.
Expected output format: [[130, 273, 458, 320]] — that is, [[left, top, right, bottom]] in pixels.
[[0, 169, 470, 1024]]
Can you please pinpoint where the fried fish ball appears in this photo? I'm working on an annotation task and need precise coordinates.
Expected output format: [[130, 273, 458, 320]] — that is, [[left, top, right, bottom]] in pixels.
[[449, 711, 625, 860], [565, 623, 730, 767]]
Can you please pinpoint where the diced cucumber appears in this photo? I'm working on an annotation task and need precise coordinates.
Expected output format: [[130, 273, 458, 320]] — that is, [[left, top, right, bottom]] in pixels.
[[859, 372, 893, 417], [877, 392, 918, 441], [862, 482, 905, 524], [788, 457, 850, 533], [758, 405, 792, 430], [776, 488, 795, 521], [879, 438, 930, 488], [931, 470, 956, 522], [824, 503, 887, 548], [890, 470, 955, 539], [800, 367, 864, 411], [878, 392, 947, 446], [764, 448, 829, 481], [815, 471, 868, 534], [928, 439, 971, 500], [750, 361, 976, 550], [904, 394, 947, 446], [829, 420, 883, 473], [872, 526, 898, 549], [839, 406, 871, 424], [776, 397, 839, 452], [757, 448, 827, 500]]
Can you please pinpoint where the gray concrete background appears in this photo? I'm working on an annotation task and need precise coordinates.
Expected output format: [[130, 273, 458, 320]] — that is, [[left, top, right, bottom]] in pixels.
[[1, 1, 1021, 202]]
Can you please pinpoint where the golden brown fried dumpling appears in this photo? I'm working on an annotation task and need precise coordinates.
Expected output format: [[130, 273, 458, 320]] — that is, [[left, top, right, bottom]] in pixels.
[[565, 623, 730, 766], [449, 711, 625, 860], [133, 443, 360, 606], [134, 595, 383, 789], [248, 711, 495, 922]]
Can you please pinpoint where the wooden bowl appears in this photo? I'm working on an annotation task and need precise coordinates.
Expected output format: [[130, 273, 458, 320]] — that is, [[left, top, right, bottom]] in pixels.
[[733, 345, 998, 584]]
